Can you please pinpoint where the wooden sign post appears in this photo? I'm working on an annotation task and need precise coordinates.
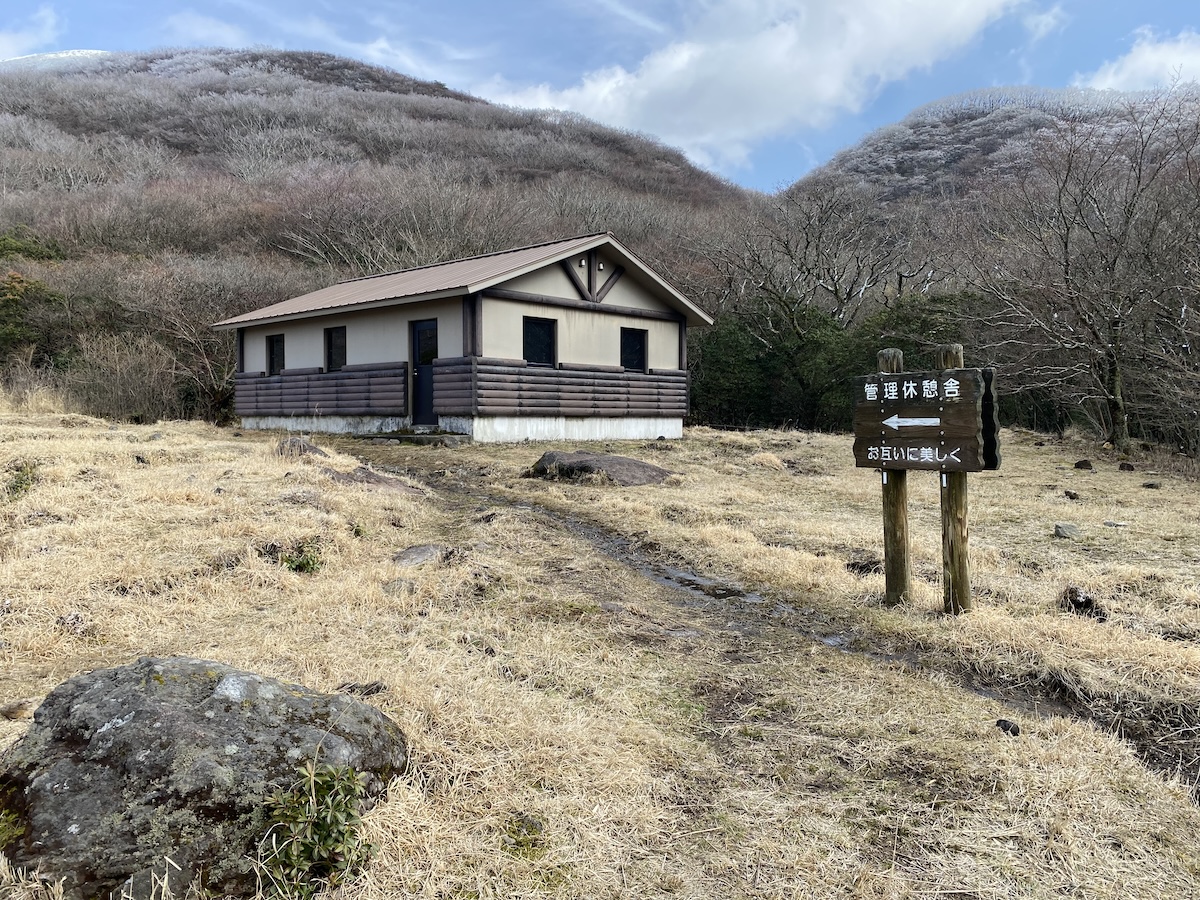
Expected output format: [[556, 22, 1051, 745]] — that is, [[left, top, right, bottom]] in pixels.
[[936, 344, 971, 614], [852, 345, 1000, 614], [877, 349, 911, 606]]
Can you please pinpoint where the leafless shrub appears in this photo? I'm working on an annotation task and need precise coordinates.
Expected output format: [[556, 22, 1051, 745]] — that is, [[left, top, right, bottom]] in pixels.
[[64, 333, 180, 422]]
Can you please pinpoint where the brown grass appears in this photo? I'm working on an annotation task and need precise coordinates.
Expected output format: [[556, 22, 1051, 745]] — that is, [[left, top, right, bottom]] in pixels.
[[3, 419, 1200, 898]]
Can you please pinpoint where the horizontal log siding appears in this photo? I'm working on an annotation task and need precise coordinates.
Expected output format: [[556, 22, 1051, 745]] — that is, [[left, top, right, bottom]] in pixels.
[[234, 363, 408, 417], [432, 357, 688, 417]]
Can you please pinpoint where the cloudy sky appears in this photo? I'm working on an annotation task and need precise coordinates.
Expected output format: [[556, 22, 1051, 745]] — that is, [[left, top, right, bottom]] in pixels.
[[3, 1, 1199, 191]]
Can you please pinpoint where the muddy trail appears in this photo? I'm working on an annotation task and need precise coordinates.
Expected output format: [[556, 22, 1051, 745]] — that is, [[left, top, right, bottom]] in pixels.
[[358, 450, 1200, 802]]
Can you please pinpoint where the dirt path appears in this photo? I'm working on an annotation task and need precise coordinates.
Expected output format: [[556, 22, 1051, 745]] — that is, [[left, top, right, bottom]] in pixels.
[[352, 441, 1200, 806]]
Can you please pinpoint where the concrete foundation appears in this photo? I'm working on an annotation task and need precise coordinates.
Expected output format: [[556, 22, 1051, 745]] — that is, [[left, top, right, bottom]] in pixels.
[[444, 416, 683, 442], [240, 414, 683, 443], [240, 415, 412, 434]]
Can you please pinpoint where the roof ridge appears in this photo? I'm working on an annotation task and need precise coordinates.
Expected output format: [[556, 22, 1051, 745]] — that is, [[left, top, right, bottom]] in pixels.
[[335, 232, 612, 286]]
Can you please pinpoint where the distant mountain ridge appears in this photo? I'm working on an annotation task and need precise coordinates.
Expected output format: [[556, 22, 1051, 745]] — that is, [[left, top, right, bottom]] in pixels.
[[802, 84, 1196, 199], [0, 47, 741, 206]]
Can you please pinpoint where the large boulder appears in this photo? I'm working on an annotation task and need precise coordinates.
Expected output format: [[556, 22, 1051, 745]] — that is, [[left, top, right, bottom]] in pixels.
[[528, 450, 672, 486], [0, 656, 407, 899]]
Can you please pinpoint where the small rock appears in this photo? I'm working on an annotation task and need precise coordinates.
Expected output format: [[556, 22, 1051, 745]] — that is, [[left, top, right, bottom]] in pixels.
[[393, 544, 447, 568], [1102, 520, 1128, 528], [528, 450, 672, 486], [383, 577, 417, 596], [995, 719, 1020, 736], [1074, 459, 1093, 470], [54, 611, 94, 636], [133, 454, 149, 466], [1119, 462, 1135, 472], [1054, 523, 1084, 540], [0, 698, 38, 721], [275, 437, 328, 458], [1064, 490, 1080, 501], [336, 680, 388, 697], [322, 466, 424, 496], [1058, 585, 1108, 621], [1143, 481, 1162, 489], [279, 488, 322, 506]]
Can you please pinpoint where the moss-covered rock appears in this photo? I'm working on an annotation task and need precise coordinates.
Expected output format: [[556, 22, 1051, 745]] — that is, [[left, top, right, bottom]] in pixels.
[[0, 656, 407, 899]]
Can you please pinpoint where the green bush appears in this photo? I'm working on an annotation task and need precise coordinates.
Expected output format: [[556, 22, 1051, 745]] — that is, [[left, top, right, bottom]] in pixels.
[[0, 228, 65, 262], [259, 762, 374, 899], [281, 540, 323, 574], [4, 461, 37, 501]]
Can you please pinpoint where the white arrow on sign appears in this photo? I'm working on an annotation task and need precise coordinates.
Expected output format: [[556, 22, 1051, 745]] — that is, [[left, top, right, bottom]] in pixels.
[[883, 414, 941, 430]]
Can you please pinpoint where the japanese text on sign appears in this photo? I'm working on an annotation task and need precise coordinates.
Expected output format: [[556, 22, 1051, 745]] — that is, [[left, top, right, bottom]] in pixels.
[[863, 377, 960, 403], [865, 446, 962, 464]]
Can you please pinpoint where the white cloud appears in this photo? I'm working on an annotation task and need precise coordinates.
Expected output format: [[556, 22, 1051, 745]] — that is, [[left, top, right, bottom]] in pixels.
[[0, 6, 63, 61], [286, 19, 435, 78], [162, 11, 252, 48], [1077, 27, 1200, 91], [590, 0, 669, 35], [1022, 4, 1066, 43], [476, 0, 1022, 171], [215, 0, 448, 79]]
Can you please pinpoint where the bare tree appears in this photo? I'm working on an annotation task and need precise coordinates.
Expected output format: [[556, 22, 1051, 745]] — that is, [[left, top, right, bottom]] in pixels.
[[963, 88, 1200, 449], [716, 175, 936, 347]]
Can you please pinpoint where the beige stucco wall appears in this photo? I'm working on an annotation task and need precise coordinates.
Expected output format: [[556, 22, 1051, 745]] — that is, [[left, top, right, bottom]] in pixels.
[[240, 298, 465, 372], [505, 264, 579, 300], [480, 297, 681, 369], [599, 269, 668, 312]]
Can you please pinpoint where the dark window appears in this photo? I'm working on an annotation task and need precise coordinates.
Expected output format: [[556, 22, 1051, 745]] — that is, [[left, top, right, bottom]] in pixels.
[[266, 334, 285, 375], [621, 328, 648, 372], [523, 317, 556, 367], [324, 326, 347, 372], [413, 319, 438, 365]]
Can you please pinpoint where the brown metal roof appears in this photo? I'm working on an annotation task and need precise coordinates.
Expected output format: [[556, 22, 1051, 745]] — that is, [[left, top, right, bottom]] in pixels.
[[213, 233, 713, 328]]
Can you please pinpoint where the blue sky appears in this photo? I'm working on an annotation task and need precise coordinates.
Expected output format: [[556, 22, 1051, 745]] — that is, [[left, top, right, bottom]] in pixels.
[[3, 1, 1200, 192]]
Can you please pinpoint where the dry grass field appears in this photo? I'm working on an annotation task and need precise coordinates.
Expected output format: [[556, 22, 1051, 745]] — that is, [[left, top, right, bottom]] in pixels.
[[3, 413, 1200, 899]]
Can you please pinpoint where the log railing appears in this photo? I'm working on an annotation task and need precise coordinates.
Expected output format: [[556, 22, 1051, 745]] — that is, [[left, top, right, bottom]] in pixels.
[[234, 362, 408, 417], [432, 357, 688, 417]]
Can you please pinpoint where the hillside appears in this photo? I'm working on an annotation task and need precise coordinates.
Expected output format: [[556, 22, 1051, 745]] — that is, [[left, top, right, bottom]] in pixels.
[[3, 419, 1200, 898], [0, 48, 741, 215]]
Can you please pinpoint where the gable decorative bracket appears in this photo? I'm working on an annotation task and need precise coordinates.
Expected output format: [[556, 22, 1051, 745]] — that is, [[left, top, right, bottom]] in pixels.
[[561, 250, 624, 303]]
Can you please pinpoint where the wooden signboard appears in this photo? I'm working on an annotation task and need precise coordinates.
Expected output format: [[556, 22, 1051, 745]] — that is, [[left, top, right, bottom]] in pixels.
[[853, 368, 1000, 472]]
